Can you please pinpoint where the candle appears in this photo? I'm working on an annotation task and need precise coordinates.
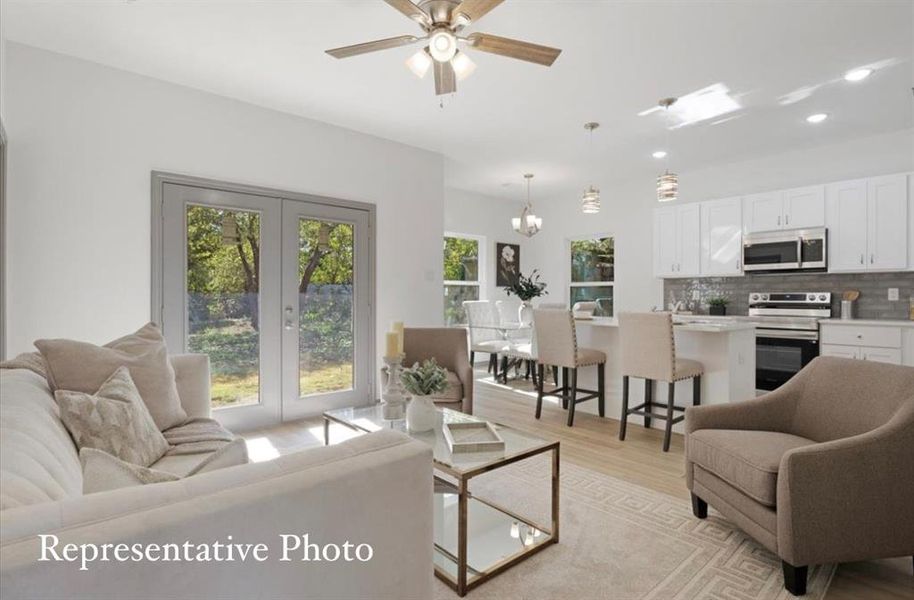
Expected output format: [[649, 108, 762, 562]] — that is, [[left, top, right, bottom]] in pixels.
[[391, 321, 404, 354], [385, 332, 400, 358]]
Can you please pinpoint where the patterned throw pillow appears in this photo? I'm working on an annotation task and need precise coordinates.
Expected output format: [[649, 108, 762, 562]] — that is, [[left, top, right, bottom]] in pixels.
[[56, 366, 170, 467]]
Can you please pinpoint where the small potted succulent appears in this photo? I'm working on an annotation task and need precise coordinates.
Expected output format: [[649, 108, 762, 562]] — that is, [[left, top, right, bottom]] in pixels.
[[504, 269, 549, 325], [707, 296, 730, 316], [400, 358, 448, 433]]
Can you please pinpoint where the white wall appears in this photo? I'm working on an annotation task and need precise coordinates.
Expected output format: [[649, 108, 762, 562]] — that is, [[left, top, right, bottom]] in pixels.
[[443, 187, 531, 306], [4, 43, 444, 357], [527, 128, 914, 313]]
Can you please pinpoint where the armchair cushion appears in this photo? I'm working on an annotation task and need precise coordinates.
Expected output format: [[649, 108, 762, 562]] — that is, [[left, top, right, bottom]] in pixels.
[[688, 429, 816, 507], [428, 370, 463, 403]]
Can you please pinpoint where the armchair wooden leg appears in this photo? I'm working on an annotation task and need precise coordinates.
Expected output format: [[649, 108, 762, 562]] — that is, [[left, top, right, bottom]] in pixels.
[[782, 562, 808, 596], [566, 368, 578, 427], [619, 375, 629, 440], [690, 493, 707, 519], [535, 364, 545, 419], [662, 382, 675, 452], [597, 363, 605, 418], [644, 378, 653, 428]]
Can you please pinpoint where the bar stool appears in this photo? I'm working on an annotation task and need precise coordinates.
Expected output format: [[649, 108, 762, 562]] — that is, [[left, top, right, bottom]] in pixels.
[[533, 309, 605, 426], [618, 312, 703, 452]]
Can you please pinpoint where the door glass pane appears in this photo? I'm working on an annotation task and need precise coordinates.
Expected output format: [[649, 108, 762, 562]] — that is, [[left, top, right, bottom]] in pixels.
[[186, 206, 261, 408], [299, 219, 353, 397], [569, 286, 614, 317]]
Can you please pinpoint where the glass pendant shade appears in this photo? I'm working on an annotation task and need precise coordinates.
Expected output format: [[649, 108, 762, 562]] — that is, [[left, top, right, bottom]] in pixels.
[[581, 186, 600, 214], [657, 171, 678, 202], [405, 49, 432, 79]]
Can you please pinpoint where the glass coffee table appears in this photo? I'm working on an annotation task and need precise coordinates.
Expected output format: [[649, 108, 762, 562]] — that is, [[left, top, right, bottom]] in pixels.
[[323, 405, 559, 597]]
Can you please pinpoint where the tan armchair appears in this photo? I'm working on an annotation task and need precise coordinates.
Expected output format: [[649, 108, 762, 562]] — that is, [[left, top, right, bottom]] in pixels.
[[395, 327, 473, 414], [685, 356, 914, 596]]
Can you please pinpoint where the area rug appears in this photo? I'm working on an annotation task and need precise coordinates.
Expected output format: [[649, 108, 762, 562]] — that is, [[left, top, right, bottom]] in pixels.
[[433, 456, 834, 600]]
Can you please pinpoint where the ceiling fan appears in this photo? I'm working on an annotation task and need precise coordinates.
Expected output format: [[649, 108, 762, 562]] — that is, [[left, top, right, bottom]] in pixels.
[[325, 0, 562, 95]]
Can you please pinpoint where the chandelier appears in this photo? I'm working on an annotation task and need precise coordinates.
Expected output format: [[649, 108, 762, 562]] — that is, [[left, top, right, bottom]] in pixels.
[[581, 122, 601, 214], [657, 98, 679, 203], [512, 174, 542, 237]]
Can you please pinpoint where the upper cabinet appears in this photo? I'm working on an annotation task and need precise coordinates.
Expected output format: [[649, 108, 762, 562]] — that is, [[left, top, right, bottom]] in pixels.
[[653, 204, 700, 278], [826, 174, 908, 273], [744, 186, 825, 233], [701, 197, 742, 276]]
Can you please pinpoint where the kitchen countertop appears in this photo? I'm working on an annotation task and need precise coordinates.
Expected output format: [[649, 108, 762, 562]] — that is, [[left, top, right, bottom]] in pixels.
[[575, 316, 757, 333], [819, 318, 914, 328]]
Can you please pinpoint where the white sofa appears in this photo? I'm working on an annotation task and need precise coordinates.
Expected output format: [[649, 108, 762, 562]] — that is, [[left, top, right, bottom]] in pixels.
[[0, 355, 433, 600]]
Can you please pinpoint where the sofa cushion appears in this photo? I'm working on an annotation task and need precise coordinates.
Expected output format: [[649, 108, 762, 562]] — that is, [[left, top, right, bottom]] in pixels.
[[80, 448, 179, 494], [55, 367, 169, 468], [0, 370, 82, 510], [35, 322, 187, 431], [688, 429, 817, 507]]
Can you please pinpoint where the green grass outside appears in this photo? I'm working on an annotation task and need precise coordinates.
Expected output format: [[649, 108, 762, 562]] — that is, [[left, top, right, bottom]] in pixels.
[[211, 362, 353, 408]]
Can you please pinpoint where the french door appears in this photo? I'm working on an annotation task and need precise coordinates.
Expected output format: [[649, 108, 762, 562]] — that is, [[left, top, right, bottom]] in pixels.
[[159, 179, 373, 430]]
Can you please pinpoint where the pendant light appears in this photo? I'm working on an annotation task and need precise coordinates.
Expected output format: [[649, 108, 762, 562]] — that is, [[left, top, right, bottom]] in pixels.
[[512, 174, 542, 237], [581, 122, 601, 214], [656, 97, 679, 202]]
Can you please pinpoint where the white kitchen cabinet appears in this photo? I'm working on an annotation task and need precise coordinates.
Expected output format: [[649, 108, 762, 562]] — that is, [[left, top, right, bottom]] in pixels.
[[653, 204, 700, 278], [867, 175, 908, 270], [820, 344, 861, 360], [826, 175, 908, 273], [701, 197, 743, 275], [783, 185, 825, 229], [826, 179, 868, 272], [820, 322, 907, 366], [744, 186, 825, 233], [744, 192, 784, 233]]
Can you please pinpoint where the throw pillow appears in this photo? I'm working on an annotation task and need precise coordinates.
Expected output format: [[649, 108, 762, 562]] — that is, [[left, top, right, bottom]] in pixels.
[[36, 322, 187, 430], [80, 448, 179, 494], [56, 366, 170, 467]]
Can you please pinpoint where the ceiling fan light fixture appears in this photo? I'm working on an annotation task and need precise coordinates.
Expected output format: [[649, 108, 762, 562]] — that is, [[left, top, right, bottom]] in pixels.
[[451, 51, 476, 81], [406, 48, 432, 79], [429, 29, 458, 62]]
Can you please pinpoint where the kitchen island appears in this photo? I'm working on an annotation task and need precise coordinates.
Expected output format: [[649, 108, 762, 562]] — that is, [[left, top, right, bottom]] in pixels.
[[570, 316, 756, 434]]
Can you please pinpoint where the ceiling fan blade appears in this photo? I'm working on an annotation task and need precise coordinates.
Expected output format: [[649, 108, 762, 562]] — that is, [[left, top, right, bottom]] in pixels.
[[451, 0, 504, 26], [434, 60, 457, 95], [466, 33, 562, 66], [384, 0, 431, 28], [326, 35, 420, 59]]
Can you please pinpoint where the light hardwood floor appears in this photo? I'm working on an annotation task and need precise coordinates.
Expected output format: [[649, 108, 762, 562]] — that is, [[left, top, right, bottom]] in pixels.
[[246, 370, 913, 600]]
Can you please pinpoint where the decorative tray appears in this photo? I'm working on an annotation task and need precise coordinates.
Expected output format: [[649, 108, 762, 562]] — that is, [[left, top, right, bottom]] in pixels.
[[443, 421, 505, 453]]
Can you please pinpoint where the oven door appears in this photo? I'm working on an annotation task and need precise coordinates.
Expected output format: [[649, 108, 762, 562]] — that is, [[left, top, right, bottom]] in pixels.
[[755, 329, 819, 391]]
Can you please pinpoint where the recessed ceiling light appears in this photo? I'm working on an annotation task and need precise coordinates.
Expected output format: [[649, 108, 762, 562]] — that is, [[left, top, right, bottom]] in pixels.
[[652, 151, 667, 159], [806, 113, 828, 124], [844, 68, 873, 82]]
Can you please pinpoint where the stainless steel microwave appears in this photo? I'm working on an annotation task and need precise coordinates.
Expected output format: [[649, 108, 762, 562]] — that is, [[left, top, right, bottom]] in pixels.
[[742, 227, 827, 273]]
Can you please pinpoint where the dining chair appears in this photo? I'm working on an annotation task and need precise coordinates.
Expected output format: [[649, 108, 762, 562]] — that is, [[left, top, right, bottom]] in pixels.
[[533, 309, 606, 426], [618, 312, 704, 452], [463, 300, 508, 377]]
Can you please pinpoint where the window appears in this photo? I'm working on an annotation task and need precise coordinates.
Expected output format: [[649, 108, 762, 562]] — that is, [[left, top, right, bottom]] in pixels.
[[569, 236, 614, 317], [443, 234, 483, 326]]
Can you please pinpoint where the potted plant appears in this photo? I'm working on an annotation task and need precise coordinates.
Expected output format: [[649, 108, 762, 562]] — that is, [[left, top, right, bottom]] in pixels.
[[400, 358, 449, 432], [504, 269, 549, 325], [708, 296, 729, 316]]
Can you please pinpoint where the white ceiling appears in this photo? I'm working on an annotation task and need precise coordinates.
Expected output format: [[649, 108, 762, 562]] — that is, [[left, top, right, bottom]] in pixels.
[[3, 0, 912, 202]]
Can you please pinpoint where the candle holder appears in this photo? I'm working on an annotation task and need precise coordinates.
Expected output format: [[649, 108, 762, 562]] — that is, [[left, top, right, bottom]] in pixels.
[[382, 354, 410, 420]]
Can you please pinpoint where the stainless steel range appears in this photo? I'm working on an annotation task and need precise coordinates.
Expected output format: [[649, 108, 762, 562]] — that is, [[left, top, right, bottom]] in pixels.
[[746, 292, 833, 391]]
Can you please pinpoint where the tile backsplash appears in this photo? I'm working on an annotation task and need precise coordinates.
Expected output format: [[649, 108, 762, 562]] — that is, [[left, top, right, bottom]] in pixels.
[[663, 272, 914, 320]]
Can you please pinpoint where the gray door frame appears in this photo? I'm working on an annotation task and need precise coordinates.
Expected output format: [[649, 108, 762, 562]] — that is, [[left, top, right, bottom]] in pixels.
[[151, 171, 377, 428]]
